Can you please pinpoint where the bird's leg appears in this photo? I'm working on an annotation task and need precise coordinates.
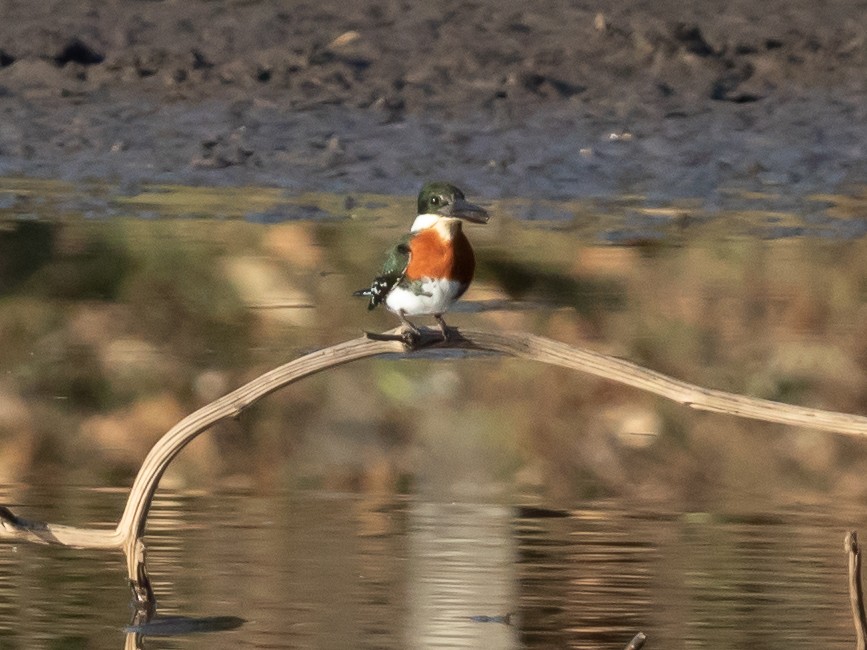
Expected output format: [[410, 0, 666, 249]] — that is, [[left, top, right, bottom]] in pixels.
[[398, 310, 421, 335], [362, 311, 425, 345], [434, 314, 451, 341], [398, 310, 422, 345]]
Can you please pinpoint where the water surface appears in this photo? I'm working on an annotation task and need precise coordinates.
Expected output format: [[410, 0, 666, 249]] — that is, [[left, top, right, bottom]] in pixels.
[[1, 487, 865, 649]]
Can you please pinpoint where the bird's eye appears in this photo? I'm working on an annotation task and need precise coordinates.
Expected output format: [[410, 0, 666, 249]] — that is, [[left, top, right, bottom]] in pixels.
[[430, 196, 440, 206]]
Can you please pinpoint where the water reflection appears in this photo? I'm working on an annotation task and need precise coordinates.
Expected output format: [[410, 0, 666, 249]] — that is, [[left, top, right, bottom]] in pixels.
[[125, 615, 245, 637], [407, 501, 517, 648], [1, 488, 864, 648]]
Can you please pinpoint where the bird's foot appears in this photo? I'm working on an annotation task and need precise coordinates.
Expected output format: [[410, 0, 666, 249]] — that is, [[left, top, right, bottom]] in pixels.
[[363, 326, 446, 350], [397, 311, 424, 346], [400, 327, 422, 347], [434, 314, 453, 342], [363, 325, 423, 348], [441, 326, 460, 342]]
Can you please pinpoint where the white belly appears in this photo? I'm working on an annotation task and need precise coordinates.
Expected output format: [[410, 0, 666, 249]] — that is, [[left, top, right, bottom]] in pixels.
[[385, 278, 466, 316]]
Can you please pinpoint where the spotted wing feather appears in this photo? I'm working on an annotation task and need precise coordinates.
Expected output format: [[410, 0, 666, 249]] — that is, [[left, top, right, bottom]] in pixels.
[[353, 237, 411, 310]]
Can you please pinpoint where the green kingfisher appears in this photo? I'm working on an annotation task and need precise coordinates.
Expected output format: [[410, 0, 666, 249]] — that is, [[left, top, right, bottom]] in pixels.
[[354, 182, 489, 340]]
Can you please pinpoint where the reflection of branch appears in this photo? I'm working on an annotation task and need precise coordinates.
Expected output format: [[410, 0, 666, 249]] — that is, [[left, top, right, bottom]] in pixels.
[[846, 531, 867, 650], [624, 631, 646, 650], [2, 328, 867, 614], [0, 505, 122, 548]]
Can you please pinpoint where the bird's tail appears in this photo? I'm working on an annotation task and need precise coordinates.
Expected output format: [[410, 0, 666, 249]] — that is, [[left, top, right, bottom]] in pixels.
[[352, 287, 377, 310]]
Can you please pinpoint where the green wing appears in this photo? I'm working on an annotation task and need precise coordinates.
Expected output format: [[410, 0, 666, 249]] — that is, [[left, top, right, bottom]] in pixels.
[[353, 234, 412, 310], [379, 235, 412, 279]]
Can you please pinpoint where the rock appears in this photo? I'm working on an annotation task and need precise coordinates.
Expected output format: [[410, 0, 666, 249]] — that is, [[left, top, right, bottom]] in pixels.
[[54, 38, 104, 66], [671, 23, 716, 57], [0, 57, 70, 91]]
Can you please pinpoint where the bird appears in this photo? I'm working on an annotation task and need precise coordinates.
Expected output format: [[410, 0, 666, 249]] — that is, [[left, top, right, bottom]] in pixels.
[[354, 181, 489, 341]]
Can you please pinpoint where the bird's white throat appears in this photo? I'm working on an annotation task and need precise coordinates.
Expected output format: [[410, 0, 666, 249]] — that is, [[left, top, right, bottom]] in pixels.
[[410, 213, 440, 232]]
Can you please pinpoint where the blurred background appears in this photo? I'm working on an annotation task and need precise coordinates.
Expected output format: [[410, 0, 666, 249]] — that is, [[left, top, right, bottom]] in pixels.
[[0, 183, 864, 504]]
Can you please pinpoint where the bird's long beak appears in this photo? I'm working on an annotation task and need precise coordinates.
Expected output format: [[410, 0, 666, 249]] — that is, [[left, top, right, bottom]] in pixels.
[[442, 197, 489, 223]]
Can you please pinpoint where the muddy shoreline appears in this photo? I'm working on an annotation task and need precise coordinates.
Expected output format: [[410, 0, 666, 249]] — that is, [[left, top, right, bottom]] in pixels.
[[0, 0, 865, 204]]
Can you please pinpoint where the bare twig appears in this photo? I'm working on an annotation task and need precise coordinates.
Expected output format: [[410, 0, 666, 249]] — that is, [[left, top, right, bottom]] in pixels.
[[846, 531, 867, 650], [2, 327, 867, 615]]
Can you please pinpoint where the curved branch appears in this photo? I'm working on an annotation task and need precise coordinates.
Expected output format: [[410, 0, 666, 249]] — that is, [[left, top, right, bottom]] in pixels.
[[3, 327, 867, 556], [463, 330, 867, 434], [114, 334, 402, 545], [0, 506, 122, 549]]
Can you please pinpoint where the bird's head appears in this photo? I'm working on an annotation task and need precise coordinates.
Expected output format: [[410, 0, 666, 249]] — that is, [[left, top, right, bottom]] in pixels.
[[414, 182, 489, 231]]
